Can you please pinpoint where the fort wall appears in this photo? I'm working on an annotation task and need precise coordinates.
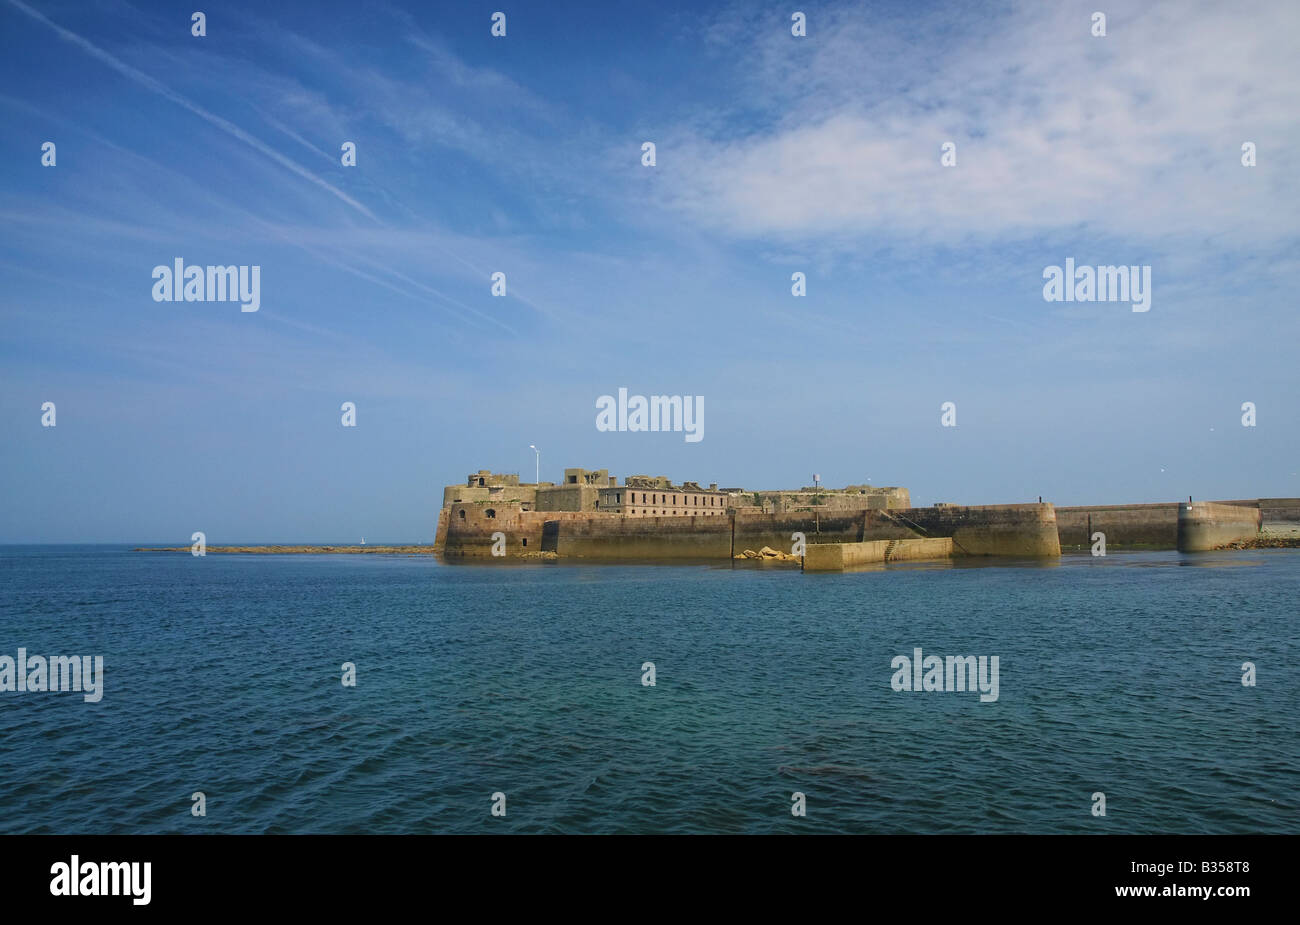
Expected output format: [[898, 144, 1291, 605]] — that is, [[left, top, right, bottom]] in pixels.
[[438, 504, 600, 557], [438, 501, 1058, 561], [556, 515, 732, 559]]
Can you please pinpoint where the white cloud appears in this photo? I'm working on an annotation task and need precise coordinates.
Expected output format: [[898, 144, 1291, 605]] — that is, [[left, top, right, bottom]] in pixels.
[[660, 0, 1300, 247]]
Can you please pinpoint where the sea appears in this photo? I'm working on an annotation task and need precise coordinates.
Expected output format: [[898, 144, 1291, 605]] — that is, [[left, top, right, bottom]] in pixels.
[[1, 545, 1296, 834]]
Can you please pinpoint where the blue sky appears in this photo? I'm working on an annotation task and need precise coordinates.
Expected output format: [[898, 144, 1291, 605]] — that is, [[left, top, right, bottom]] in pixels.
[[2, 0, 1297, 543]]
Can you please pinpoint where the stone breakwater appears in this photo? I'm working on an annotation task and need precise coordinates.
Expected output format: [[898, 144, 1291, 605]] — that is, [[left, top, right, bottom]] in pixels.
[[1176, 501, 1263, 552], [1056, 498, 1296, 550]]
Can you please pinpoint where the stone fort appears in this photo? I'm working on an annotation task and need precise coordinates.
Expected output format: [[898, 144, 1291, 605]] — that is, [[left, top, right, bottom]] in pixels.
[[435, 465, 1297, 565], [444, 467, 910, 517]]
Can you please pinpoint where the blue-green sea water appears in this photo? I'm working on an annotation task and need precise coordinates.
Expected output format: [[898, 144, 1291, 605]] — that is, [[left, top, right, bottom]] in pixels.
[[0, 546, 1296, 834]]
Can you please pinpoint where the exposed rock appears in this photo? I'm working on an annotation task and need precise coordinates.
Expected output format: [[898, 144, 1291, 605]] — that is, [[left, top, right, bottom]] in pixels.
[[734, 546, 800, 562]]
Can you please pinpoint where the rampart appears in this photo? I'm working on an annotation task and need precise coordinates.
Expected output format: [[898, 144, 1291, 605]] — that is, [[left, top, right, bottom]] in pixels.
[[436, 501, 1059, 561]]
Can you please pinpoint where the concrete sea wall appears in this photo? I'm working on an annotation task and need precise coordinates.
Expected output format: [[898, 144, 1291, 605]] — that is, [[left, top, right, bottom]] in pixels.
[[1056, 502, 1182, 548], [1057, 498, 1294, 548], [804, 537, 954, 571], [886, 503, 1061, 557], [1177, 501, 1261, 552]]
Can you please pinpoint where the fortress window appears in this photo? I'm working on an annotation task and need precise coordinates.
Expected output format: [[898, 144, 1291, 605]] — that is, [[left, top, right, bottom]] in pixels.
[[522, 538, 527, 546], [479, 478, 485, 486], [485, 509, 496, 518], [458, 510, 466, 519]]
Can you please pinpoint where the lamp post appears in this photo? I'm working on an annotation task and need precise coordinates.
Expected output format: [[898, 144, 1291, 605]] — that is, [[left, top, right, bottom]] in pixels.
[[529, 445, 540, 485]]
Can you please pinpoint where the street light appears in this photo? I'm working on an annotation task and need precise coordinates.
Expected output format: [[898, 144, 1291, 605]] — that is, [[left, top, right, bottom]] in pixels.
[[528, 445, 540, 485]]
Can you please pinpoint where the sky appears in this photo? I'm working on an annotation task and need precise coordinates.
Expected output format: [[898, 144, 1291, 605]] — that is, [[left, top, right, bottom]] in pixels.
[[1, 0, 1297, 543]]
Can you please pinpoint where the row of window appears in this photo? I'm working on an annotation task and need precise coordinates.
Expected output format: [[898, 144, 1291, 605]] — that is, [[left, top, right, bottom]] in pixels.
[[626, 509, 724, 516], [459, 506, 722, 519], [609, 493, 721, 507]]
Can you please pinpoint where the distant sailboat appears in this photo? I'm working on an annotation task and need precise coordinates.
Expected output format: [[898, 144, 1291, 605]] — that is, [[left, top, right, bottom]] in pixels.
[[360, 537, 365, 546]]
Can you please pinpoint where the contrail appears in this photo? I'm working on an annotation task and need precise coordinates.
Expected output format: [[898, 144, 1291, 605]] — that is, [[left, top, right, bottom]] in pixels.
[[6, 0, 378, 222], [7, 0, 547, 333]]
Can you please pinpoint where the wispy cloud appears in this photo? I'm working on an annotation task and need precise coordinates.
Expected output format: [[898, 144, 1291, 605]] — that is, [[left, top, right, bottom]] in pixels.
[[6, 0, 380, 222]]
